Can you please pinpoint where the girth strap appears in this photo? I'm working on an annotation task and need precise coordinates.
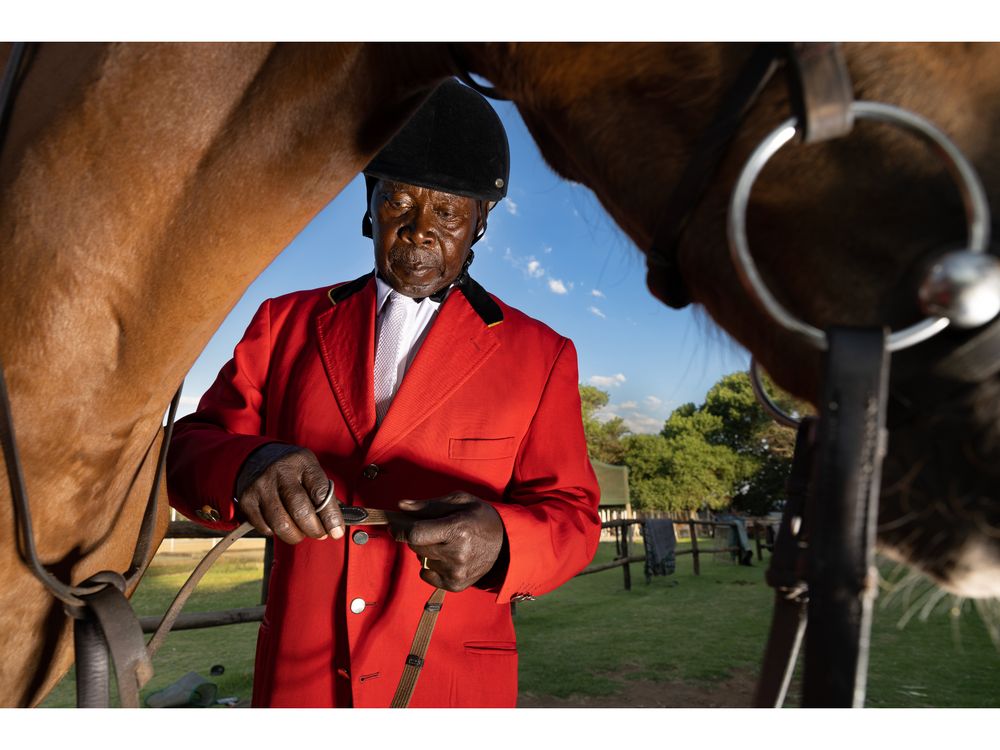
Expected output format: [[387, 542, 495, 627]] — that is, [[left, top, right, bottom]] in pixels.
[[67, 572, 154, 708]]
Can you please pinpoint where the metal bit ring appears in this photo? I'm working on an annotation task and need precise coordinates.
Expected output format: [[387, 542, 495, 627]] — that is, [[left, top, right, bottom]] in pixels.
[[727, 100, 991, 353]]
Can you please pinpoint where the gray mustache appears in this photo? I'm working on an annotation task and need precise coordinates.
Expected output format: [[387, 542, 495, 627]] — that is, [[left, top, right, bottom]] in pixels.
[[390, 246, 440, 269]]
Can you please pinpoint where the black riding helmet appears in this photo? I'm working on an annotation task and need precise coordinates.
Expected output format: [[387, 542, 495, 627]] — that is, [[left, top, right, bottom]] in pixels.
[[361, 78, 510, 245]]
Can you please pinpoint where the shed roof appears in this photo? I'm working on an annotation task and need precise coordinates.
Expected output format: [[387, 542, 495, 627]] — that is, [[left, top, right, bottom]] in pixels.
[[590, 458, 629, 506]]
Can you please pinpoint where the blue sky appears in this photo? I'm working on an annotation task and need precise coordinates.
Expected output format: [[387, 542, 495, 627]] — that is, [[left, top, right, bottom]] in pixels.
[[178, 95, 750, 431]]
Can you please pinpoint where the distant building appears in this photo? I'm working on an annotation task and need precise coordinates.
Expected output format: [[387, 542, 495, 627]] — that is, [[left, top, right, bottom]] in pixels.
[[591, 458, 630, 540]]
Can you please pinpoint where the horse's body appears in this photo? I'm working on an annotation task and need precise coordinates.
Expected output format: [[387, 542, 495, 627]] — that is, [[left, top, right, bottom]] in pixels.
[[1, 42, 997, 707]]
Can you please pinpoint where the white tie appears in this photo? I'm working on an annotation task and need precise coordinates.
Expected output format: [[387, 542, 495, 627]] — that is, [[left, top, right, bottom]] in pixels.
[[374, 290, 408, 424]]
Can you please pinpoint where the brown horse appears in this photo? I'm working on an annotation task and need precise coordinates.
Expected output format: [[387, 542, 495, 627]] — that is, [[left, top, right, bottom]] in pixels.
[[1, 42, 997, 707]]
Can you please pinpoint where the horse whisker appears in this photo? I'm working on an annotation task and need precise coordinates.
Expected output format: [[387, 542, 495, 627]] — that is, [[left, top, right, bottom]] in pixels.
[[972, 599, 1000, 650], [896, 578, 938, 629], [918, 586, 949, 621], [881, 459, 925, 496], [877, 510, 927, 532]]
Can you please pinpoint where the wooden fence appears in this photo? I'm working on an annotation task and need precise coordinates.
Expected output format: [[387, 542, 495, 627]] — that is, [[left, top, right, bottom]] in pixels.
[[576, 517, 748, 591], [147, 515, 774, 633]]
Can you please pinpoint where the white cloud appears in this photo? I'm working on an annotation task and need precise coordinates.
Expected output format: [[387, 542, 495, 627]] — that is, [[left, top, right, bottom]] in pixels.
[[592, 396, 664, 434], [644, 395, 664, 410], [543, 245, 553, 254], [548, 278, 569, 295], [622, 413, 664, 434], [505, 198, 518, 216], [589, 373, 626, 388], [504, 249, 548, 281], [587, 305, 606, 319], [591, 289, 606, 298]]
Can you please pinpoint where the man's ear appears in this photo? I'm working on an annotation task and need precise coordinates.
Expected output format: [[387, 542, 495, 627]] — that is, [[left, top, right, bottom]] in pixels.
[[474, 200, 490, 238], [481, 200, 493, 229], [362, 176, 380, 238]]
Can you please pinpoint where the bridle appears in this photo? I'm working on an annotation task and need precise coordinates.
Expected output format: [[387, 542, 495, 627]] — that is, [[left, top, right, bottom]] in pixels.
[[643, 43, 846, 309], [459, 42, 1000, 707], [654, 43, 1000, 707]]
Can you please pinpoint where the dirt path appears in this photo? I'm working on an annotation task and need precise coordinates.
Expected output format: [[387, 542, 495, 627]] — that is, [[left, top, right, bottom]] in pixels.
[[517, 668, 758, 708]]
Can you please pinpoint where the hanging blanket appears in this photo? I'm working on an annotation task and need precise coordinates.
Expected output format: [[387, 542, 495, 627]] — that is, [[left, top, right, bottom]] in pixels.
[[641, 519, 677, 583]]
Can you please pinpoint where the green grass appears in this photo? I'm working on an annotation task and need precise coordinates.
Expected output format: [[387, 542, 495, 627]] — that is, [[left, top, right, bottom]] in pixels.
[[39, 539, 1000, 707], [516, 541, 1000, 707], [516, 541, 772, 698]]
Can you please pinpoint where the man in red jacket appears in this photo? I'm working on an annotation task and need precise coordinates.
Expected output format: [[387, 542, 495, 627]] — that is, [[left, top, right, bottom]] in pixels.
[[167, 80, 600, 708]]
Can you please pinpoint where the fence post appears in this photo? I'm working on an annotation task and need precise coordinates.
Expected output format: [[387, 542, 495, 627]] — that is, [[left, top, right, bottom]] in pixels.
[[689, 520, 700, 576], [621, 521, 632, 591], [261, 536, 274, 605], [754, 521, 764, 561]]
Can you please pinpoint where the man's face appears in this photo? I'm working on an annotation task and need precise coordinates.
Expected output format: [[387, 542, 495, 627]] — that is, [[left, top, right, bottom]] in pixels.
[[371, 179, 483, 298]]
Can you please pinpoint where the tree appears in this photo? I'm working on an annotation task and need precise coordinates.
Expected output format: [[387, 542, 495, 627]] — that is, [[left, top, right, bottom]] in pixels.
[[579, 384, 628, 464], [622, 425, 743, 513], [579, 373, 810, 515], [700, 372, 811, 515]]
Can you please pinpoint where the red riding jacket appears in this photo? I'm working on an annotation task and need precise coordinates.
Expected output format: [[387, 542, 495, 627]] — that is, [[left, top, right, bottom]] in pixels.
[[167, 273, 601, 707]]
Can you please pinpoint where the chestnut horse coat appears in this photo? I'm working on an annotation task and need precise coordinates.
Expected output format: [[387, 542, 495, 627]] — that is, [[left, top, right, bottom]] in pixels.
[[167, 273, 601, 707]]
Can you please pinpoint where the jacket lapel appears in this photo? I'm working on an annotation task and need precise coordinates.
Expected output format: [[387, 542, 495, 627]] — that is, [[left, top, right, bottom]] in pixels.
[[315, 277, 377, 448], [366, 291, 501, 462]]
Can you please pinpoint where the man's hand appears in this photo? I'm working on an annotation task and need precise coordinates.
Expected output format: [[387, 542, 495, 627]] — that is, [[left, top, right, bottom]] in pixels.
[[391, 492, 506, 592], [237, 448, 345, 544]]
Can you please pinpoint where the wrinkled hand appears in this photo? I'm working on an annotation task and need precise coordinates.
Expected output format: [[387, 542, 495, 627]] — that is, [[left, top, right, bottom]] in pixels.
[[390, 492, 505, 592], [237, 448, 344, 544]]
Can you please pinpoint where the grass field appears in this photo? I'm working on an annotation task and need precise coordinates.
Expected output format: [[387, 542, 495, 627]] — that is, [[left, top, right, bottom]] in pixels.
[[40, 538, 1000, 708]]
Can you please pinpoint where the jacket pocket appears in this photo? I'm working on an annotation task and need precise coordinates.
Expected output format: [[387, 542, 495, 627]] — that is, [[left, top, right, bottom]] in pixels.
[[449, 437, 517, 460], [463, 640, 518, 654]]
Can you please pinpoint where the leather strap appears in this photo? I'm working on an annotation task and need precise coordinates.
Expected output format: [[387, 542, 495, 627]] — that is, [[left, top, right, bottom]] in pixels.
[[145, 521, 258, 661], [803, 328, 889, 707], [754, 418, 815, 707], [0, 42, 28, 149], [161, 506, 441, 708], [787, 43, 854, 143], [647, 43, 783, 309], [647, 42, 855, 310], [67, 572, 154, 709], [339, 506, 446, 708], [390, 587, 447, 708]]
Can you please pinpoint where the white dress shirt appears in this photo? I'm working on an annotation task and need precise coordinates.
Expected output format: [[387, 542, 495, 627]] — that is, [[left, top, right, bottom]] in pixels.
[[374, 273, 448, 407]]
